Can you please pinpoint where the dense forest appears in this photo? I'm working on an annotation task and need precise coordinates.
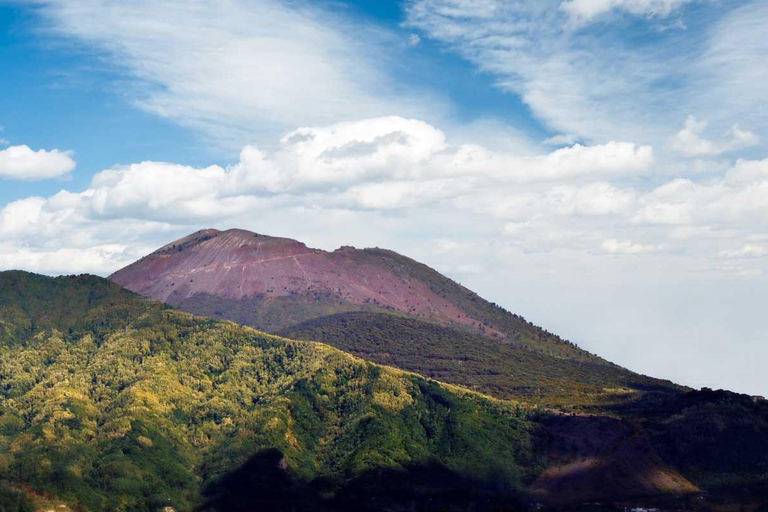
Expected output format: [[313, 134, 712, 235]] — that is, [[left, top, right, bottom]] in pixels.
[[1, 271, 767, 511], [281, 311, 681, 407], [0, 272, 542, 511]]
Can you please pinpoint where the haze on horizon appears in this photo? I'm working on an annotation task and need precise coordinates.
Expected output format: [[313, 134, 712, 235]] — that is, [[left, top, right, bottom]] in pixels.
[[0, 0, 766, 395]]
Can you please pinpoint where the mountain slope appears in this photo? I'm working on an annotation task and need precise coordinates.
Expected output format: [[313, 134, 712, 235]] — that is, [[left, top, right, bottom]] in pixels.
[[2, 272, 765, 510], [110, 229, 587, 360], [0, 271, 545, 511], [110, 229, 680, 407], [280, 311, 676, 407], [0, 271, 144, 344]]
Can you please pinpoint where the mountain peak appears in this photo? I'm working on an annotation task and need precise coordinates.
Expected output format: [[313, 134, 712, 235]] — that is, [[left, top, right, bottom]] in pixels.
[[111, 228, 607, 365], [154, 228, 310, 255], [111, 228, 506, 335]]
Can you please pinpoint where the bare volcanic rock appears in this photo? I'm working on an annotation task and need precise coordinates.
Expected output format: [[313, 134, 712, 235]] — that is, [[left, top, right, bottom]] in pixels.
[[111, 229, 485, 331], [110, 228, 605, 364]]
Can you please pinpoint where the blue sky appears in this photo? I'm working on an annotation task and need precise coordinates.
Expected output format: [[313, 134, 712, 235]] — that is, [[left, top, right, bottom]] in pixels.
[[0, 0, 556, 209], [1, 0, 768, 395], [0, 3, 206, 204]]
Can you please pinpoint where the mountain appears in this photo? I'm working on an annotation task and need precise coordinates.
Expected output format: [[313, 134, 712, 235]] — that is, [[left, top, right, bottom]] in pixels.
[[2, 271, 767, 510], [279, 311, 674, 406], [110, 229, 578, 356], [0, 271, 541, 511], [110, 228, 679, 407]]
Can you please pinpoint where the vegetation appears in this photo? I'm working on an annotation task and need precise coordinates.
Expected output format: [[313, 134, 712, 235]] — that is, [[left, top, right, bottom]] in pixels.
[[0, 483, 34, 512], [2, 271, 768, 511], [0, 271, 544, 511], [281, 311, 681, 407], [176, 291, 387, 334], [344, 248, 603, 362], [613, 389, 768, 493]]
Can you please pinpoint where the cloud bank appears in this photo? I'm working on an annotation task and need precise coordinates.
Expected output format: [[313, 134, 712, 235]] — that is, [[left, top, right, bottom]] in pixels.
[[0, 116, 765, 280]]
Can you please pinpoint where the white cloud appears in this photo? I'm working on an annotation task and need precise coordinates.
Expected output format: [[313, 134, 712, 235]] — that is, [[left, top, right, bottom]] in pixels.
[[534, 142, 653, 180], [601, 238, 658, 254], [560, 0, 697, 22], [29, 0, 443, 148], [632, 157, 768, 232], [719, 245, 767, 259], [0, 116, 657, 273], [670, 116, 759, 156], [0, 139, 9, 146], [269, 117, 449, 189], [444, 140, 652, 186], [0, 116, 766, 284], [543, 134, 579, 146], [406, 0, 768, 157], [0, 145, 76, 181]]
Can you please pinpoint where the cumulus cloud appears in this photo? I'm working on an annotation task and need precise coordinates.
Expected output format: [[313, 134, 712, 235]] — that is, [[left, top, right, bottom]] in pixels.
[[670, 116, 759, 156], [632, 157, 768, 228], [0, 115, 766, 281], [0, 116, 658, 272], [0, 145, 76, 180]]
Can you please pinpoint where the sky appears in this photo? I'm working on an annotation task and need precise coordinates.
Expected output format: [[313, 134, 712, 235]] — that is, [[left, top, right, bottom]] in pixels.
[[1, 0, 767, 395]]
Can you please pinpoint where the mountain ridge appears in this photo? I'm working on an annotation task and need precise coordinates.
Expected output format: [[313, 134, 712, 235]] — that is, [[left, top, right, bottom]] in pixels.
[[112, 228, 494, 334], [110, 228, 684, 408], [111, 228, 597, 360]]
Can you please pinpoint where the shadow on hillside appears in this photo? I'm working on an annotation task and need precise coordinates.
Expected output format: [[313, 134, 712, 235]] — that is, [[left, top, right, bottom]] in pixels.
[[594, 388, 768, 509], [197, 449, 529, 512]]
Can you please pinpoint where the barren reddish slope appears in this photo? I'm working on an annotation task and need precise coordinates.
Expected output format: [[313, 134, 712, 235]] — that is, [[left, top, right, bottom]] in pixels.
[[110, 228, 604, 363], [111, 229, 484, 328]]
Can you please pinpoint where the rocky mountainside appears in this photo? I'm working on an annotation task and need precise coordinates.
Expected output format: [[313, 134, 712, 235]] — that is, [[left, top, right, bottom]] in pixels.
[[111, 229, 581, 358], [111, 228, 679, 407]]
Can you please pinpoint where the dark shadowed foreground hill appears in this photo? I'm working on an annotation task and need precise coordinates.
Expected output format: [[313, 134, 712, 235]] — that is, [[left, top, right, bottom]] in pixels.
[[110, 228, 680, 408], [1, 271, 768, 511]]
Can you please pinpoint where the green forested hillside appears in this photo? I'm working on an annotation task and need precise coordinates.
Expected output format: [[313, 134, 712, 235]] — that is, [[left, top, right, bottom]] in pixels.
[[281, 311, 681, 407], [2, 271, 768, 511], [0, 272, 542, 511], [0, 271, 146, 344]]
